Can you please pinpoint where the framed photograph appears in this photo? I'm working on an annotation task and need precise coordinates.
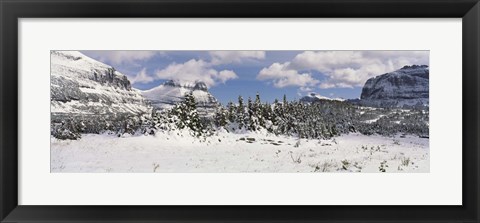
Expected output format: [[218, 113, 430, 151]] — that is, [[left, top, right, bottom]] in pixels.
[[1, 0, 479, 222]]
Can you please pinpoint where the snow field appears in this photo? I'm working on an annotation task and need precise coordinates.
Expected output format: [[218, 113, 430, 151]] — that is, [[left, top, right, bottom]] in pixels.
[[51, 131, 429, 173]]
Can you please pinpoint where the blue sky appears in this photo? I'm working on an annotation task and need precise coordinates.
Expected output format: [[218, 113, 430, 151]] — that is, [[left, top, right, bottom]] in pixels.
[[81, 50, 429, 104]]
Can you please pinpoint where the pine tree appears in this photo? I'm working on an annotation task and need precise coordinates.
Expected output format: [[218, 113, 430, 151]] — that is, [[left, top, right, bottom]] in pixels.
[[170, 92, 203, 136], [236, 96, 245, 130], [226, 101, 236, 123], [262, 102, 273, 131], [254, 92, 265, 128], [255, 92, 261, 107], [273, 98, 284, 134], [214, 105, 228, 128], [170, 103, 186, 129], [247, 97, 256, 131], [184, 92, 202, 134]]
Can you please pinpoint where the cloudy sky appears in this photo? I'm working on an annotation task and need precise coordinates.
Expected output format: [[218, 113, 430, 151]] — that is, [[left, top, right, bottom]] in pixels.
[[81, 50, 429, 104]]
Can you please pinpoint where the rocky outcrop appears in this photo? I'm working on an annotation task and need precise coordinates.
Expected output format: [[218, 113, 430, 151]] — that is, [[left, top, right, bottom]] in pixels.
[[355, 65, 429, 108]]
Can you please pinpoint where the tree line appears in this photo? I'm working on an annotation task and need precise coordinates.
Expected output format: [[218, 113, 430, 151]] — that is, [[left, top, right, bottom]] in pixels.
[[146, 92, 429, 139], [51, 91, 429, 140]]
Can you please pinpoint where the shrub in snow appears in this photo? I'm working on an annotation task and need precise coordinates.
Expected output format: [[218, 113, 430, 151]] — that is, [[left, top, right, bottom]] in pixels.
[[50, 119, 81, 140], [341, 159, 350, 170], [379, 160, 389, 172]]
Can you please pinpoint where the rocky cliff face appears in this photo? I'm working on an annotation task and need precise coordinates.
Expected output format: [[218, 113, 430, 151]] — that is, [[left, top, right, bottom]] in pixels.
[[141, 80, 219, 116], [50, 51, 151, 139], [356, 65, 429, 108]]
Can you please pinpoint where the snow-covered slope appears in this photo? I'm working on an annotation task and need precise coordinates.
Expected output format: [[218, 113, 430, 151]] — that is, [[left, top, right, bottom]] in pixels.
[[300, 92, 345, 103], [50, 51, 151, 137], [355, 65, 429, 108], [142, 80, 219, 116], [51, 51, 150, 114]]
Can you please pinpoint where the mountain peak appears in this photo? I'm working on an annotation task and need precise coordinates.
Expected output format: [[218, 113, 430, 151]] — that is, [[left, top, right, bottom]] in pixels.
[[142, 80, 218, 116], [300, 92, 344, 103], [193, 81, 208, 91], [163, 80, 209, 92], [400, 64, 429, 70], [51, 50, 132, 90]]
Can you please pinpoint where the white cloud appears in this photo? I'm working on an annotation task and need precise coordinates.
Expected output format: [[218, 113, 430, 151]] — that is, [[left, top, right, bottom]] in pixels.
[[155, 59, 237, 87], [209, 51, 265, 65], [217, 70, 238, 83], [288, 51, 429, 89], [130, 68, 154, 84], [84, 51, 160, 66], [257, 62, 319, 88]]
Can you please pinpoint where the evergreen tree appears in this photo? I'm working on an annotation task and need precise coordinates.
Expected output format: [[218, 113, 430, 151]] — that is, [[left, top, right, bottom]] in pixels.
[[254, 92, 265, 128], [236, 96, 245, 130], [226, 101, 236, 123], [247, 97, 256, 131], [185, 92, 202, 134], [263, 103, 272, 118], [214, 105, 228, 128], [273, 98, 284, 134], [170, 92, 203, 136]]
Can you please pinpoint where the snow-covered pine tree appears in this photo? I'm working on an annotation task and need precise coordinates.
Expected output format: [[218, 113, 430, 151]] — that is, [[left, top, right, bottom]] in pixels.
[[150, 109, 177, 133], [214, 105, 228, 128], [271, 98, 280, 126], [247, 97, 256, 131], [170, 92, 203, 136], [184, 92, 203, 135], [283, 94, 288, 109], [170, 102, 187, 129], [282, 95, 294, 135], [262, 102, 273, 131], [226, 101, 236, 124], [273, 98, 285, 135], [254, 92, 265, 128], [236, 96, 245, 130]]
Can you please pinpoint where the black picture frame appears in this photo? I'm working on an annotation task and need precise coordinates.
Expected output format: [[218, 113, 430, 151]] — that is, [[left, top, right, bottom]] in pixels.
[[1, 0, 479, 222]]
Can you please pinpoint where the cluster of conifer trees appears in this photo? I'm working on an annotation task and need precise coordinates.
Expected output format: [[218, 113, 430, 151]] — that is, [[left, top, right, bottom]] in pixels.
[[150, 92, 429, 139]]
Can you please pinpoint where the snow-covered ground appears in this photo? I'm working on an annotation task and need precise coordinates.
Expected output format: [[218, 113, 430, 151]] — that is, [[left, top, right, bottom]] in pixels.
[[51, 131, 429, 173]]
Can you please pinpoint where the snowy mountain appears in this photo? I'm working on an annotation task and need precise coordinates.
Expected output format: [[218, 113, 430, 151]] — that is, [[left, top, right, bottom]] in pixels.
[[141, 80, 219, 116], [50, 51, 151, 138], [300, 92, 345, 103], [353, 65, 429, 108]]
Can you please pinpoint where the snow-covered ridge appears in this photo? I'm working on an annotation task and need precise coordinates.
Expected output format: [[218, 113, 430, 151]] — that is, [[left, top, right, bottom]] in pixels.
[[51, 51, 132, 90], [142, 80, 219, 116], [300, 92, 345, 103], [51, 51, 151, 138], [162, 80, 209, 91], [51, 51, 150, 114]]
